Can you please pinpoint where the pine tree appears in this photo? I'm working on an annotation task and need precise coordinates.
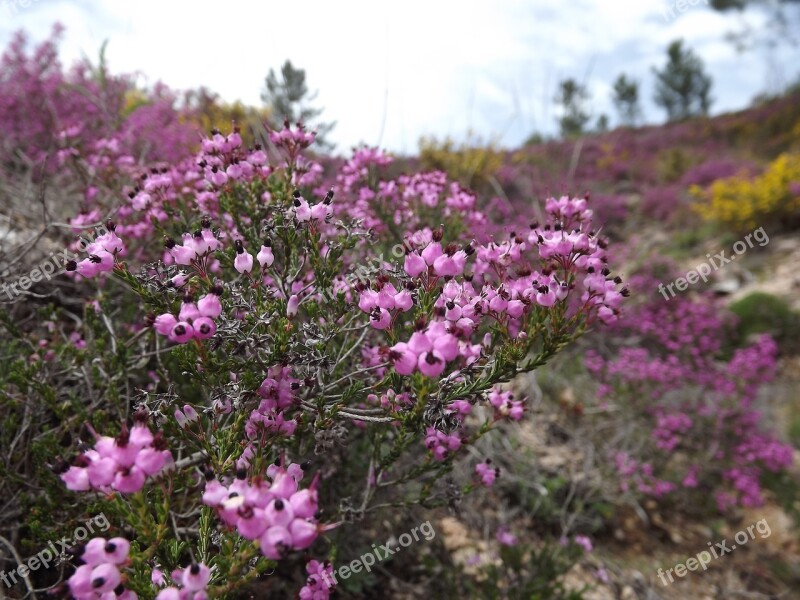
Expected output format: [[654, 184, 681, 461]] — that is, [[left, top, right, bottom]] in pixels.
[[555, 78, 590, 138], [653, 40, 713, 122], [612, 74, 641, 127], [261, 60, 335, 150]]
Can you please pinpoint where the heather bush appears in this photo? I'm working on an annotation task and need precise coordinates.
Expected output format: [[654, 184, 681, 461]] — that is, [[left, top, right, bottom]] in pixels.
[[0, 116, 626, 598], [0, 26, 197, 170], [583, 283, 792, 513]]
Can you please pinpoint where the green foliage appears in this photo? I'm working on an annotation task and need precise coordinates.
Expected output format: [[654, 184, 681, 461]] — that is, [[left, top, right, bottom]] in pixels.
[[184, 86, 271, 147], [657, 148, 693, 183], [612, 74, 641, 127], [555, 79, 591, 138], [729, 292, 800, 354], [418, 135, 504, 191], [261, 60, 335, 149], [653, 39, 713, 122], [425, 539, 589, 600]]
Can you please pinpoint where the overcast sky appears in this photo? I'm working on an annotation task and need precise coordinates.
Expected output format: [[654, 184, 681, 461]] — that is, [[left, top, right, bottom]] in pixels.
[[1, 0, 798, 154]]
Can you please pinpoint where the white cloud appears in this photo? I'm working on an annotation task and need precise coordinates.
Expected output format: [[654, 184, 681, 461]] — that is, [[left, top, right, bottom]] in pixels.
[[1, 0, 797, 153]]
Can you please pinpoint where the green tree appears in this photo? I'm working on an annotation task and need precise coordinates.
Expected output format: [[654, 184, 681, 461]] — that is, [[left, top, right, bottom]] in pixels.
[[554, 78, 590, 138], [261, 60, 335, 150], [653, 40, 713, 122], [612, 74, 641, 126]]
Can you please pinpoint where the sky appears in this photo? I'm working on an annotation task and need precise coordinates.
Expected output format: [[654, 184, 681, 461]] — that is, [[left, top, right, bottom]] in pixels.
[[1, 0, 798, 154]]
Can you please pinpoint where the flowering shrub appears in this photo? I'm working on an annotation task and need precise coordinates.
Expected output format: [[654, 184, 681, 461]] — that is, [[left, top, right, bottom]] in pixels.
[[691, 152, 800, 231], [418, 135, 505, 193], [584, 287, 792, 512], [16, 119, 629, 599], [0, 26, 197, 170]]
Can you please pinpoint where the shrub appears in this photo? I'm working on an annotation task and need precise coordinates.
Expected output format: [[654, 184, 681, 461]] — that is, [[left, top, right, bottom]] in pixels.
[[1, 119, 626, 598], [729, 291, 800, 355], [419, 135, 504, 193], [691, 152, 800, 231], [583, 290, 793, 514]]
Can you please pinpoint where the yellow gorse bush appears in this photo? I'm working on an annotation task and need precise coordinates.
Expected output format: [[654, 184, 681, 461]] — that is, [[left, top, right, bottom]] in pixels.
[[692, 153, 800, 231], [419, 135, 504, 191]]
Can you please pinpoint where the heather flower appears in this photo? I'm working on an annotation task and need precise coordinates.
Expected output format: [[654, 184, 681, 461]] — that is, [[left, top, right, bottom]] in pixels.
[[234, 240, 254, 274], [257, 241, 275, 268], [475, 461, 498, 487], [59, 422, 172, 494]]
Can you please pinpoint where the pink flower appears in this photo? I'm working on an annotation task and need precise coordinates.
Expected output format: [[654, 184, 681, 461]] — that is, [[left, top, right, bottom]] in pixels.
[[390, 342, 418, 375], [370, 307, 392, 330], [287, 295, 300, 317], [234, 240, 254, 274], [61, 466, 90, 491], [260, 525, 293, 560], [257, 242, 274, 268], [475, 461, 498, 487], [169, 322, 194, 344], [179, 301, 201, 323], [293, 196, 312, 221], [180, 563, 211, 592], [193, 317, 216, 339], [113, 466, 146, 493], [496, 528, 517, 546], [418, 350, 445, 378], [574, 535, 593, 553], [198, 293, 222, 318], [171, 244, 196, 266], [404, 252, 427, 277]]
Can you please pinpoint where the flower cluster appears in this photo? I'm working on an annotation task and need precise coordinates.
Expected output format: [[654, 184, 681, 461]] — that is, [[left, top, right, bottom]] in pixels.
[[390, 320, 470, 377], [68, 537, 136, 599], [152, 287, 223, 344], [154, 563, 212, 600], [39, 114, 630, 600], [202, 462, 321, 560], [424, 427, 463, 461], [66, 221, 126, 279], [299, 560, 336, 600], [60, 422, 173, 494], [475, 460, 499, 487], [586, 288, 792, 510], [243, 366, 302, 440], [164, 226, 221, 267]]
